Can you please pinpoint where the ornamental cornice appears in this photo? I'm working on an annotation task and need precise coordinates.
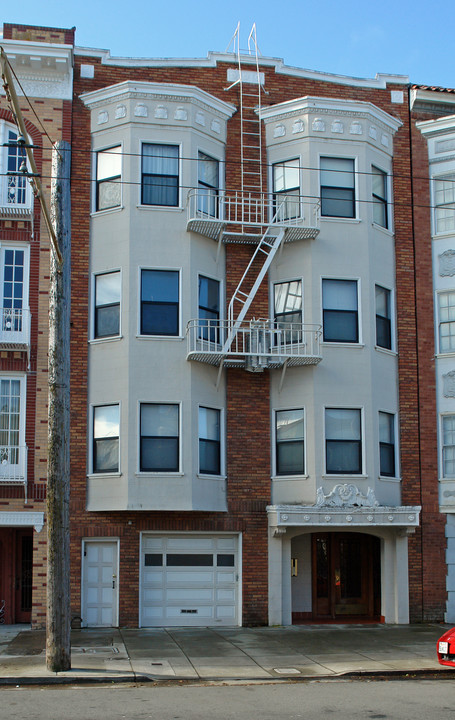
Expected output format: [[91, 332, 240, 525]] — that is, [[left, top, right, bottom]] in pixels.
[[429, 154, 455, 165], [84, 92, 231, 122], [0, 511, 44, 532]]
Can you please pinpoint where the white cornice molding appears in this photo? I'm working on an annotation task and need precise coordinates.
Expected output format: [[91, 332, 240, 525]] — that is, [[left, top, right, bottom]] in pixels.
[[0, 511, 44, 532], [80, 81, 236, 120], [260, 96, 402, 134], [0, 39, 73, 100], [417, 114, 455, 138], [75, 46, 408, 89], [411, 88, 455, 110]]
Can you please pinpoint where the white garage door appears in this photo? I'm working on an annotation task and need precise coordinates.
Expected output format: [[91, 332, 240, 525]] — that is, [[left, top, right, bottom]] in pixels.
[[140, 534, 239, 627]]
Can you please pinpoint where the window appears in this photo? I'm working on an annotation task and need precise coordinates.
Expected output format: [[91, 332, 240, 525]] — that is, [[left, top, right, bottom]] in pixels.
[[379, 412, 395, 477], [141, 269, 179, 336], [198, 152, 219, 217], [320, 157, 355, 218], [0, 124, 28, 208], [434, 174, 455, 234], [274, 280, 302, 343], [140, 403, 179, 472], [96, 146, 121, 211], [438, 291, 455, 353], [372, 166, 388, 228], [273, 158, 300, 220], [443, 415, 455, 477], [375, 285, 392, 350], [199, 406, 221, 475], [276, 409, 304, 475], [0, 247, 29, 337], [326, 408, 362, 474], [198, 275, 220, 343], [93, 404, 119, 473], [0, 377, 24, 472], [141, 143, 179, 206], [322, 279, 358, 343], [94, 271, 121, 339]]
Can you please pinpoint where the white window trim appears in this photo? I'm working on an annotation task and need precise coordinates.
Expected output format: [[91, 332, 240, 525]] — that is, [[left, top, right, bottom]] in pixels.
[[435, 289, 455, 356], [137, 266, 183, 340], [0, 121, 33, 211], [88, 401, 121, 477], [90, 268, 122, 342], [323, 405, 365, 478], [271, 406, 307, 480], [431, 170, 455, 237], [378, 409, 400, 481], [197, 144, 225, 191], [321, 276, 362, 346], [440, 413, 455, 480], [92, 142, 123, 215], [371, 163, 392, 231], [139, 140, 183, 210], [270, 276, 304, 325], [137, 400, 183, 476], [375, 283, 395, 353], [319, 154, 358, 221], [197, 403, 225, 478]]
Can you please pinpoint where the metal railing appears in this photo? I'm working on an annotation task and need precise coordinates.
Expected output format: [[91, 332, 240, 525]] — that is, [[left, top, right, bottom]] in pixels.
[[187, 319, 322, 366], [0, 444, 27, 481], [187, 189, 320, 232], [0, 307, 31, 346]]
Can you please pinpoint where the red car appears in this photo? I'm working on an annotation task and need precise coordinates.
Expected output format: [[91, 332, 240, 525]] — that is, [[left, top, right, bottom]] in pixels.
[[437, 627, 455, 666]]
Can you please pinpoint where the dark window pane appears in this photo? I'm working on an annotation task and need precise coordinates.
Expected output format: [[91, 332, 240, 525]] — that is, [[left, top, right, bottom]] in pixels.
[[140, 437, 179, 472], [376, 315, 391, 349], [199, 438, 220, 475], [217, 554, 235, 567], [95, 304, 120, 338], [323, 310, 358, 342], [94, 437, 119, 473], [321, 187, 355, 218], [326, 440, 361, 474], [380, 443, 395, 477], [144, 554, 163, 567], [277, 440, 304, 475], [166, 554, 213, 567], [141, 302, 179, 335], [142, 175, 179, 206]]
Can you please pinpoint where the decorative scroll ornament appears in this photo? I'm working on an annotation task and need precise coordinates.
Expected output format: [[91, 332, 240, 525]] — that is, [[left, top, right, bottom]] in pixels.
[[292, 119, 304, 134], [439, 250, 455, 277], [115, 105, 126, 119], [134, 103, 148, 117], [312, 118, 325, 132], [274, 123, 286, 137], [315, 483, 379, 508], [331, 120, 343, 133], [350, 121, 362, 135], [155, 105, 168, 119]]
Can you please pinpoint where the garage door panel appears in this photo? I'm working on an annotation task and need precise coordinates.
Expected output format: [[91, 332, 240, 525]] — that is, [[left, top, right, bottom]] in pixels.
[[141, 535, 239, 627]]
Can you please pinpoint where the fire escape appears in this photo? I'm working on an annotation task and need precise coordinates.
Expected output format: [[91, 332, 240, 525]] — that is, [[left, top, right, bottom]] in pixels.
[[186, 24, 321, 385]]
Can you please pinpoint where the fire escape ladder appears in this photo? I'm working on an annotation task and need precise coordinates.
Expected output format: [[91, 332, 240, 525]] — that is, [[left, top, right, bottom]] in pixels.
[[222, 226, 286, 354]]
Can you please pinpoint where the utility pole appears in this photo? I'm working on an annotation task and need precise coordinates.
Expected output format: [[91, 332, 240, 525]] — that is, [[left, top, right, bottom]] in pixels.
[[0, 48, 71, 672]]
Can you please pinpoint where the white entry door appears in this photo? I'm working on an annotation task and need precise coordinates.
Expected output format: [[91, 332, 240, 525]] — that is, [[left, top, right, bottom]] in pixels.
[[82, 540, 119, 627]]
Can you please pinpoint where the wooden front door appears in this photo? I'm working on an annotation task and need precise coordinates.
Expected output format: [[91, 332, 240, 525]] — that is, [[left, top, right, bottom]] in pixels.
[[312, 532, 380, 620]]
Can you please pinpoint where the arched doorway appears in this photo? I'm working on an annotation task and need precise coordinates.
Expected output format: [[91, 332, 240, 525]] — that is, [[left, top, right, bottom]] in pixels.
[[311, 532, 381, 620]]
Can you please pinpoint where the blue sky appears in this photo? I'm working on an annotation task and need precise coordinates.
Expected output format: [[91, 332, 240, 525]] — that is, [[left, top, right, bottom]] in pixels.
[[1, 0, 454, 88]]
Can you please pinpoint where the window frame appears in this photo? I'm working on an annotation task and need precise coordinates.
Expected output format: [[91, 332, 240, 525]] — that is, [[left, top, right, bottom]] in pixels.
[[272, 157, 301, 221], [274, 407, 305, 477], [375, 284, 392, 351], [0, 243, 30, 320], [95, 145, 122, 212], [322, 278, 360, 344], [0, 122, 32, 210], [141, 142, 180, 208], [372, 165, 388, 229], [93, 269, 121, 340], [91, 403, 120, 475], [442, 414, 455, 478], [320, 156, 356, 219], [198, 273, 221, 345], [139, 402, 180, 473], [197, 151, 219, 218], [433, 172, 455, 235], [379, 411, 396, 478], [139, 267, 181, 338], [198, 405, 223, 476], [0, 374, 27, 474], [325, 407, 363, 476], [437, 290, 455, 354]]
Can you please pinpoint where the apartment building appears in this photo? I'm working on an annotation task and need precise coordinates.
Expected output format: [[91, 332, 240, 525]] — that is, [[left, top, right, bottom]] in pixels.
[[0, 23, 74, 625], [66, 31, 447, 629]]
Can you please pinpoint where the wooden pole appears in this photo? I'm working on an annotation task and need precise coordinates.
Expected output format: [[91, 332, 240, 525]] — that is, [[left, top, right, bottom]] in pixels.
[[46, 140, 71, 672]]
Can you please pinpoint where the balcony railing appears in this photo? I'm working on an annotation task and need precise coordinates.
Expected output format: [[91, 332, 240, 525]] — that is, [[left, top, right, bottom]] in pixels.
[[187, 190, 320, 242], [187, 319, 322, 370], [0, 444, 28, 499], [0, 308, 31, 347]]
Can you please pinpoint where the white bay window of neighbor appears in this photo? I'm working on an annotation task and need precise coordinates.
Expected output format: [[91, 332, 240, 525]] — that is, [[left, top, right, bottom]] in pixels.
[[96, 146, 121, 211], [93, 404, 119, 473], [435, 174, 455, 234], [439, 291, 455, 353], [94, 272, 120, 338], [443, 415, 455, 477]]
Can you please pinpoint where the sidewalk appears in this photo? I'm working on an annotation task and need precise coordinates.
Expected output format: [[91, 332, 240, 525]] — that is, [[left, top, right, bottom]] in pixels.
[[0, 623, 450, 685]]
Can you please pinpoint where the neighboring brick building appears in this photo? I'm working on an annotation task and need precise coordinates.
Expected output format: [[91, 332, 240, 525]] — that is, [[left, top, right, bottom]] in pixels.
[[0, 24, 74, 625], [2, 23, 449, 628]]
